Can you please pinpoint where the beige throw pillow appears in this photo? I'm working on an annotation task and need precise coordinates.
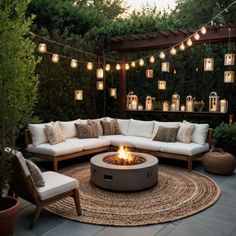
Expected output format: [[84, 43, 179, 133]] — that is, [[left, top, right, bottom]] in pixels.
[[25, 159, 45, 187], [153, 126, 179, 142], [176, 123, 195, 143], [100, 119, 121, 135], [75, 123, 98, 138], [45, 121, 65, 145], [88, 119, 103, 136]]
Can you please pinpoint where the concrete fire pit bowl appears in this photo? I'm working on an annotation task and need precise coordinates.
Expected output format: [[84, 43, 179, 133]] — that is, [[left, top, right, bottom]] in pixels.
[[90, 152, 158, 192]]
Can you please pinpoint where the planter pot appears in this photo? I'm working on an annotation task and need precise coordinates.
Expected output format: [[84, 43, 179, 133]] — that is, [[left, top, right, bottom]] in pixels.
[[0, 196, 20, 236]]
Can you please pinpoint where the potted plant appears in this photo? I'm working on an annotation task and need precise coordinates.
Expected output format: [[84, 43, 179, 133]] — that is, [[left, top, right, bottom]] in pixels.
[[0, 1, 39, 235], [213, 122, 236, 156]]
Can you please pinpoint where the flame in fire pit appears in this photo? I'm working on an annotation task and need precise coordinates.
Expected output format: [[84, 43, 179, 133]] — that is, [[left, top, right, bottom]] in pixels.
[[117, 145, 132, 163]]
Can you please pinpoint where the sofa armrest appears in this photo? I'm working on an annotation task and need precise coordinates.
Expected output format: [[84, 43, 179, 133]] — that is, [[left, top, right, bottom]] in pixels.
[[207, 128, 213, 147]]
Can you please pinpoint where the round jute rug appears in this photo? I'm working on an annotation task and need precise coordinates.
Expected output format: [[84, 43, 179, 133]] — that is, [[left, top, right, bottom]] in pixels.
[[45, 163, 221, 226]]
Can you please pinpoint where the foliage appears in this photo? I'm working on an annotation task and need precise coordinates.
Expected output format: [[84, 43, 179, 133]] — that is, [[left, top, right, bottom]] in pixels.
[[213, 122, 236, 146], [0, 0, 39, 197]]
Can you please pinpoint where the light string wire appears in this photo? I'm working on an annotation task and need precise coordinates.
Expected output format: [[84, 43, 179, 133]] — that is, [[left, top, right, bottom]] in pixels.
[[34, 0, 236, 67]]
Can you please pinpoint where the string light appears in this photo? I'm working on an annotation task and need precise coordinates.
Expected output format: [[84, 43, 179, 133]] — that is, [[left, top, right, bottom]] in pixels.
[[200, 26, 207, 34], [38, 43, 47, 53], [115, 63, 121, 70], [131, 61, 136, 68], [125, 63, 130, 70], [194, 32, 200, 40], [186, 38, 193, 47], [139, 59, 144, 66], [159, 51, 165, 59], [87, 62, 93, 70], [149, 56, 155, 63], [70, 59, 78, 68], [51, 54, 59, 63], [105, 64, 111, 71], [170, 47, 177, 55], [179, 42, 185, 51], [96, 68, 104, 78]]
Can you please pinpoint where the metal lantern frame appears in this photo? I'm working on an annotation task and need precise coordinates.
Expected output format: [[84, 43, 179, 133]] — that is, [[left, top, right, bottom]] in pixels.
[[127, 91, 138, 110], [204, 58, 214, 71], [224, 53, 235, 66], [224, 71, 235, 83], [161, 62, 170, 72], [74, 90, 83, 101], [209, 92, 219, 112]]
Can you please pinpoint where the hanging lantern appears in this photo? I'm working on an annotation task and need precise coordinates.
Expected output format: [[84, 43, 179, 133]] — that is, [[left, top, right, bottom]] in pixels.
[[209, 92, 219, 112], [70, 59, 78, 68], [172, 93, 180, 111], [105, 64, 111, 71], [186, 38, 193, 47], [200, 26, 207, 34], [193, 32, 200, 40], [96, 68, 104, 79], [161, 62, 170, 72], [74, 90, 83, 101], [38, 43, 47, 53], [87, 62, 93, 70], [224, 53, 235, 66], [162, 101, 169, 111], [145, 96, 153, 111], [109, 88, 117, 98], [224, 71, 235, 83], [204, 58, 214, 71], [170, 47, 177, 55], [96, 81, 104, 90], [131, 61, 136, 68], [125, 63, 130, 70], [158, 80, 166, 90], [127, 91, 138, 110], [115, 64, 121, 70], [179, 42, 185, 51], [139, 59, 144, 66], [186, 95, 194, 112], [51, 54, 59, 63], [220, 99, 228, 113], [149, 56, 155, 63], [159, 51, 165, 59], [146, 69, 154, 78]]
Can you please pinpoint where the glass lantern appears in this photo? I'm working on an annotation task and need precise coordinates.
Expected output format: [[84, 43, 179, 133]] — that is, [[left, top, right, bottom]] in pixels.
[[96, 81, 104, 90], [96, 68, 104, 79], [87, 62, 93, 70], [74, 90, 83, 101], [224, 71, 235, 83], [209, 92, 219, 112], [127, 92, 138, 110], [145, 96, 153, 110], [158, 80, 166, 90], [186, 95, 194, 112], [109, 88, 117, 98], [220, 99, 228, 113], [224, 53, 235, 66], [70, 59, 78, 68], [162, 101, 169, 111], [204, 58, 214, 71], [161, 62, 170, 72], [171, 93, 180, 111], [146, 69, 154, 78]]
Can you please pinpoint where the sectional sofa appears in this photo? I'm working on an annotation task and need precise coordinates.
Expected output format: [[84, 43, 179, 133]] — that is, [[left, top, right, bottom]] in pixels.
[[25, 118, 212, 172]]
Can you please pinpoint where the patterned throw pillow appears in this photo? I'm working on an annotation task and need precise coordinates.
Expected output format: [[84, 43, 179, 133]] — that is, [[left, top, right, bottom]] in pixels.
[[176, 123, 195, 143], [88, 119, 103, 136], [75, 123, 98, 138], [153, 126, 179, 142], [100, 119, 121, 135], [87, 120, 100, 137], [45, 121, 65, 145], [25, 159, 45, 187]]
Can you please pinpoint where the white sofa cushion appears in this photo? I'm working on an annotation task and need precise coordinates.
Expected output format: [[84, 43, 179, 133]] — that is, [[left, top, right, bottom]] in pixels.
[[127, 119, 154, 138], [152, 121, 180, 138], [116, 119, 130, 135], [183, 120, 209, 144], [38, 171, 78, 200], [58, 119, 80, 139], [26, 138, 84, 156], [99, 135, 134, 147], [128, 136, 162, 151], [76, 138, 110, 150], [28, 122, 52, 146], [160, 142, 209, 156]]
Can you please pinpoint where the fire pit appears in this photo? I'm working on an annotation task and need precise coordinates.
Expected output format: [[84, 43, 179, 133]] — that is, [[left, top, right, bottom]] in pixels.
[[90, 146, 158, 191]]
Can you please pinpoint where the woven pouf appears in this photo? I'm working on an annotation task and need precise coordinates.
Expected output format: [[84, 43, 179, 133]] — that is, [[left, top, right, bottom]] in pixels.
[[203, 149, 236, 175]]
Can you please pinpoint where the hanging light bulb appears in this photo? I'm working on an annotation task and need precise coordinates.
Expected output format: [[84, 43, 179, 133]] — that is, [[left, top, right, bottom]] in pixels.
[[173, 69, 177, 74], [38, 43, 47, 53], [194, 32, 200, 40], [105, 64, 111, 71], [131, 61, 136, 68], [96, 68, 104, 78], [115, 63, 121, 70], [159, 51, 165, 59], [179, 42, 185, 51], [87, 62, 93, 70], [70, 59, 78, 68], [200, 26, 207, 35], [186, 38, 193, 47], [125, 63, 130, 70], [51, 54, 59, 63], [139, 59, 144, 66], [149, 56, 155, 63], [170, 47, 177, 55]]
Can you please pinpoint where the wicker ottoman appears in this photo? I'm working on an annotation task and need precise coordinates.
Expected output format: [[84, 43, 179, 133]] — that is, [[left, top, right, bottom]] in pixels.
[[203, 149, 236, 175]]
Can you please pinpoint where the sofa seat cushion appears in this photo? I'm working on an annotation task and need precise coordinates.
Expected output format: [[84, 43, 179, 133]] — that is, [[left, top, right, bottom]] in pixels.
[[160, 142, 209, 156], [99, 135, 134, 147], [77, 138, 110, 150], [26, 138, 84, 156], [130, 137, 162, 151], [37, 171, 78, 200]]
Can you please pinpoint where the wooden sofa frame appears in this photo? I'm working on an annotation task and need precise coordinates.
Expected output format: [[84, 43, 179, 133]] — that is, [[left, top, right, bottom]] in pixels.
[[24, 128, 213, 172]]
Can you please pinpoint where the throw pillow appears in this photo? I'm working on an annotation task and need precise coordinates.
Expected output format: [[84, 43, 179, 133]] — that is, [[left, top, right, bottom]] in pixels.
[[176, 123, 195, 143], [153, 126, 179, 142], [45, 121, 65, 145], [87, 120, 100, 136], [25, 159, 45, 187], [100, 119, 121, 135], [88, 119, 103, 136], [75, 123, 98, 138]]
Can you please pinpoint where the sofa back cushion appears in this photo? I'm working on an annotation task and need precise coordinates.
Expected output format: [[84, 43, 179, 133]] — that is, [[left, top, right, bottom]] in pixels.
[[153, 126, 179, 142], [28, 122, 52, 146], [116, 119, 130, 135], [176, 123, 195, 143], [58, 119, 80, 139], [183, 120, 209, 144], [127, 119, 154, 138], [152, 121, 180, 138]]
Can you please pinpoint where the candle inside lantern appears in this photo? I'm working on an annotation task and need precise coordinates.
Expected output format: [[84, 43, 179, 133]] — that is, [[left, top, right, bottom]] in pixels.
[[74, 90, 83, 101], [131, 100, 137, 110], [171, 103, 176, 111], [138, 104, 143, 110], [158, 80, 166, 90], [220, 99, 228, 113], [146, 69, 153, 78], [163, 101, 169, 111], [96, 81, 104, 90], [109, 88, 117, 98], [161, 62, 170, 72], [96, 68, 104, 79], [180, 105, 185, 112]]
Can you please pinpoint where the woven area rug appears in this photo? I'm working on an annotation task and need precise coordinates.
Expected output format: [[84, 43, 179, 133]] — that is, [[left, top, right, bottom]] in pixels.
[[45, 163, 221, 226]]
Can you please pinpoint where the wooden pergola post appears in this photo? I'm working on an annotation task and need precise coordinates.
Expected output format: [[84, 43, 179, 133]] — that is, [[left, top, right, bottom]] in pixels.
[[119, 52, 126, 117]]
